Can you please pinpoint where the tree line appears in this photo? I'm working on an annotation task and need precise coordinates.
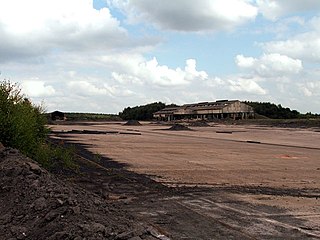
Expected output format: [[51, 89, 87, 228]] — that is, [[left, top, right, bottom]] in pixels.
[[119, 102, 167, 120], [245, 101, 319, 119], [245, 101, 300, 119], [119, 101, 319, 120]]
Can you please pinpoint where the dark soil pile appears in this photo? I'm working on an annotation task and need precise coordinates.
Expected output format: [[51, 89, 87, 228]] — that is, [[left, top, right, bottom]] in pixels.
[[168, 124, 192, 131], [0, 146, 158, 240], [123, 120, 141, 126], [188, 121, 210, 127]]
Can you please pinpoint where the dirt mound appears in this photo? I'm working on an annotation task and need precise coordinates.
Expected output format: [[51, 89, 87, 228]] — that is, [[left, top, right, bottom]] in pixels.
[[168, 124, 192, 131], [123, 120, 141, 126], [0, 147, 157, 240], [188, 121, 210, 127]]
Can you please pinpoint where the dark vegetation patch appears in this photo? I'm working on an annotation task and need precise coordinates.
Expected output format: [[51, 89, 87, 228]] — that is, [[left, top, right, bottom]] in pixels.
[[51, 112, 121, 122], [246, 101, 320, 119], [119, 102, 178, 121]]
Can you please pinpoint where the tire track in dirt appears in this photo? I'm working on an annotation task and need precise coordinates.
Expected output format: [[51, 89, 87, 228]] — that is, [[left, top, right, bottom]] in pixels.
[[180, 197, 320, 239]]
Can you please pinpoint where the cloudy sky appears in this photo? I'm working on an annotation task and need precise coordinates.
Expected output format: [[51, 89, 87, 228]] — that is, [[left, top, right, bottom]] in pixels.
[[0, 0, 319, 113]]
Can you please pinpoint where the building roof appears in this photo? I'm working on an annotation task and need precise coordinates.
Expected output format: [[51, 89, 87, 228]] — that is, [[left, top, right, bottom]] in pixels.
[[154, 100, 240, 115]]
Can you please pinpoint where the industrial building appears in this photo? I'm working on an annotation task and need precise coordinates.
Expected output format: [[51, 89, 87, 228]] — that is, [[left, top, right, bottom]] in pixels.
[[153, 100, 254, 121], [50, 111, 66, 121]]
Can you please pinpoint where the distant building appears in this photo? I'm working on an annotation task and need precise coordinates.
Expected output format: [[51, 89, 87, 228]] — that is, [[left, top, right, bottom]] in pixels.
[[51, 111, 66, 121], [153, 100, 254, 121]]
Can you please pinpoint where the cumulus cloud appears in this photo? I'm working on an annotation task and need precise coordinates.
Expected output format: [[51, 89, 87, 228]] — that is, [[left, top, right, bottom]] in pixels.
[[102, 54, 208, 86], [67, 81, 108, 96], [227, 76, 267, 95], [0, 0, 130, 62], [236, 53, 303, 77], [257, 16, 320, 64], [297, 69, 320, 97], [256, 0, 320, 20], [21, 80, 56, 97], [262, 34, 320, 63], [109, 0, 258, 32]]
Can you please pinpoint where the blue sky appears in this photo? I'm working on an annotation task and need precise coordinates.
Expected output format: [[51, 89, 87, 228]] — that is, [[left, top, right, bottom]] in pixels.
[[0, 0, 320, 113]]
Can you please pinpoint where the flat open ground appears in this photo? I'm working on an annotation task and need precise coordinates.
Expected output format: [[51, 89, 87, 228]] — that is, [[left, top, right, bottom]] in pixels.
[[50, 121, 320, 239]]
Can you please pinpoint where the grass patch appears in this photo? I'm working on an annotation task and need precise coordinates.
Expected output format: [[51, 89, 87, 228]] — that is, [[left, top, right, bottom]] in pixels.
[[34, 143, 78, 172]]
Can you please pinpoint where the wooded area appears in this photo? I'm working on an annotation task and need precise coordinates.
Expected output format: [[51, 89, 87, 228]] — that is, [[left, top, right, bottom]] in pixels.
[[119, 101, 319, 121]]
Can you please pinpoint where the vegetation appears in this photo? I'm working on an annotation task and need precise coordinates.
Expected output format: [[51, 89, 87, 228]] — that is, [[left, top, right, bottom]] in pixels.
[[246, 101, 301, 119], [0, 80, 76, 170], [119, 102, 167, 120], [120, 101, 319, 121], [56, 112, 121, 121]]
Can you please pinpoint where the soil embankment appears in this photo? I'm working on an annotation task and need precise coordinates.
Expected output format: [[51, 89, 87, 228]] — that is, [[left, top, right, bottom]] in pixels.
[[0, 145, 163, 240]]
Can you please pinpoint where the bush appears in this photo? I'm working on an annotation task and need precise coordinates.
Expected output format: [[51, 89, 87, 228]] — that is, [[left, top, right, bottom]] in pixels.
[[0, 80, 47, 153], [0, 80, 76, 170]]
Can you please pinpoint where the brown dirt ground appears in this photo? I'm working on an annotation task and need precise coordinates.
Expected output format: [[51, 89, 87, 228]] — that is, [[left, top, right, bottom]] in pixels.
[[0, 147, 167, 240], [48, 121, 320, 239]]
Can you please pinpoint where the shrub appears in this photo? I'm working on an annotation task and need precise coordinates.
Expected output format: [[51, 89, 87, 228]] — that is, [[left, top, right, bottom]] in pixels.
[[0, 80, 47, 154], [0, 80, 76, 170]]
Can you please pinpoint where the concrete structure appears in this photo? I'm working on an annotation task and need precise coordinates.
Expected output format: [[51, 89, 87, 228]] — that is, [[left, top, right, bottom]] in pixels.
[[153, 100, 254, 121]]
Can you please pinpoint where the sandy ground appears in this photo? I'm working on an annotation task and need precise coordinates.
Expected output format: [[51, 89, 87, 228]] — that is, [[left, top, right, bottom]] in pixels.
[[50, 122, 320, 189], [49, 121, 320, 239]]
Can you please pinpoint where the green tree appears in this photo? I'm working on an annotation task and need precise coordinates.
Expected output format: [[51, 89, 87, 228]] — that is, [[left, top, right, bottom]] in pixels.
[[245, 101, 300, 119], [119, 102, 166, 120]]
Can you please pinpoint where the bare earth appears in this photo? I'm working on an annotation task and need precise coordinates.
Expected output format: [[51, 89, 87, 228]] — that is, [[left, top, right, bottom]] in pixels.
[[50, 121, 320, 239]]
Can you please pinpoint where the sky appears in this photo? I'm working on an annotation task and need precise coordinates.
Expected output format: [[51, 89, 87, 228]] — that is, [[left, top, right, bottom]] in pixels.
[[0, 0, 320, 113]]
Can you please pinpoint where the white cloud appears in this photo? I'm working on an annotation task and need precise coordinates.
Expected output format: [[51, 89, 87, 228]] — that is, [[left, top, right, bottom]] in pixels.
[[297, 73, 320, 97], [109, 0, 257, 32], [21, 80, 56, 97], [0, 0, 129, 62], [67, 81, 108, 96], [257, 0, 320, 20], [104, 54, 208, 86], [228, 76, 267, 95], [235, 55, 256, 68], [0, 0, 318, 114], [236, 53, 303, 77], [258, 17, 320, 64], [262, 34, 320, 63]]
